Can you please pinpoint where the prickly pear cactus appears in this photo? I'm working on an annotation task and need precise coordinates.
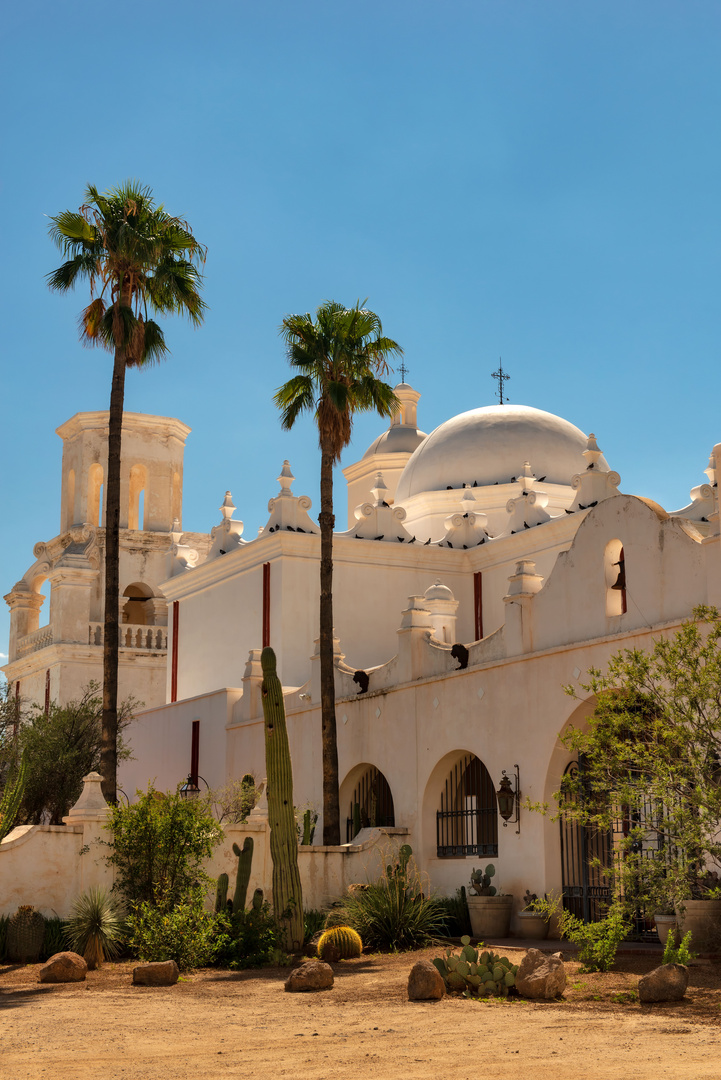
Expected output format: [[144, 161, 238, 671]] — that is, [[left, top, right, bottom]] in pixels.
[[260, 646, 304, 953], [232, 837, 254, 912], [432, 936, 518, 998], [317, 925, 363, 960], [470, 863, 497, 896], [7, 905, 45, 964]]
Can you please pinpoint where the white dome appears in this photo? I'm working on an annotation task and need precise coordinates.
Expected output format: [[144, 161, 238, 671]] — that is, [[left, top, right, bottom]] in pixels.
[[424, 580, 454, 602], [396, 404, 607, 500], [362, 424, 427, 458]]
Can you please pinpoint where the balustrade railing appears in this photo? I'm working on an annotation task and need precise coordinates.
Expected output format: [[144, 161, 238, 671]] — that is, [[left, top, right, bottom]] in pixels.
[[17, 625, 53, 657], [88, 622, 168, 651]]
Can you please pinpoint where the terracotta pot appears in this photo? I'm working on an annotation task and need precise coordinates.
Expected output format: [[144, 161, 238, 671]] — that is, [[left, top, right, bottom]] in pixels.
[[517, 911, 549, 939], [653, 913, 677, 946], [467, 895, 514, 939], [675, 899, 721, 952]]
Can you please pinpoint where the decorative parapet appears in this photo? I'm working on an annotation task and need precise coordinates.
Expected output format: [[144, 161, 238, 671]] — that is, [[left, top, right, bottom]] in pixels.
[[503, 559, 544, 602], [567, 434, 621, 513], [670, 449, 719, 535], [439, 486, 490, 548], [501, 463, 552, 534], [63, 771, 111, 823], [16, 625, 53, 657], [343, 471, 414, 543], [167, 518, 201, 576], [206, 492, 247, 561], [260, 461, 319, 536], [89, 622, 167, 651]]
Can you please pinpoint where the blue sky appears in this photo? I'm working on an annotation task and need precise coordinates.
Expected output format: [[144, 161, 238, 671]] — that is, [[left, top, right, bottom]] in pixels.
[[1, 0, 719, 664]]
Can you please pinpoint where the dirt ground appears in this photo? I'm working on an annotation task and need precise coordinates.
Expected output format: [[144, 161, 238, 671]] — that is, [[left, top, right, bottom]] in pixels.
[[2, 947, 721, 1080]]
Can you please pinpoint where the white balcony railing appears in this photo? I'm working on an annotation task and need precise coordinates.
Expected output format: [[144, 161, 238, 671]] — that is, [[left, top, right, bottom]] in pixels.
[[16, 625, 53, 657], [88, 622, 168, 652]]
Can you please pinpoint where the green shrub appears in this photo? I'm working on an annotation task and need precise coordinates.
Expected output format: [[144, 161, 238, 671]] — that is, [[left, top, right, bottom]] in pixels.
[[106, 785, 223, 909], [436, 889, 472, 938], [40, 916, 68, 962], [214, 900, 286, 969], [128, 885, 219, 971], [303, 908, 327, 945], [531, 896, 630, 972], [327, 844, 447, 951], [662, 930, 696, 966], [66, 888, 125, 969]]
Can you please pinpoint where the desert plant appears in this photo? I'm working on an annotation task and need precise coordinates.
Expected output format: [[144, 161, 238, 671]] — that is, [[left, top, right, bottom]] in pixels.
[[7, 905, 45, 964], [106, 784, 223, 910], [215, 888, 287, 969], [436, 888, 472, 938], [522, 890, 540, 911], [212, 776, 260, 824], [129, 884, 219, 971], [303, 908, 327, 945], [531, 895, 630, 972], [327, 843, 446, 951], [469, 864, 497, 896], [231, 837, 254, 913], [432, 936, 519, 997], [0, 753, 26, 840], [317, 925, 363, 959], [215, 873, 230, 914], [260, 646, 304, 952], [662, 930, 696, 966], [40, 916, 68, 961], [65, 887, 125, 969]]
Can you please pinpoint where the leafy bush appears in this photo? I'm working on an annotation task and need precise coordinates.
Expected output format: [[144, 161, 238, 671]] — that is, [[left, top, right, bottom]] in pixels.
[[662, 930, 696, 966], [436, 889, 472, 938], [41, 916, 68, 962], [66, 888, 125, 969], [327, 844, 447, 951], [215, 900, 286, 969], [106, 785, 223, 909], [128, 885, 220, 971], [303, 908, 327, 945], [532, 896, 630, 972], [211, 776, 260, 824]]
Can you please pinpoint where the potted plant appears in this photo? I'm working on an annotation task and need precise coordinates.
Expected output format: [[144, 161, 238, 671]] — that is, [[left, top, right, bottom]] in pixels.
[[674, 874, 721, 953], [652, 901, 677, 947], [517, 890, 549, 939], [465, 864, 514, 939]]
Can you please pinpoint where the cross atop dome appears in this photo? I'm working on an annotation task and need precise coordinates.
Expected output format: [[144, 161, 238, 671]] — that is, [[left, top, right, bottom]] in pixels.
[[491, 359, 510, 404]]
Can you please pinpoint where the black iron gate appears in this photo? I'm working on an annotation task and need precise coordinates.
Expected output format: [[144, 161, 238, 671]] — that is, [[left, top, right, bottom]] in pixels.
[[346, 765, 395, 842], [436, 753, 498, 857]]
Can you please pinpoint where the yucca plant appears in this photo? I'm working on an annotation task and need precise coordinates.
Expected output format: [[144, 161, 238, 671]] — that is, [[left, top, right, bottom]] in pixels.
[[65, 887, 125, 969]]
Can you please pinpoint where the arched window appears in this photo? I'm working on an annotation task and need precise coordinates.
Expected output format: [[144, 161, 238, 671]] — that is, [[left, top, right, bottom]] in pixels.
[[604, 539, 627, 616], [122, 582, 154, 626], [128, 464, 148, 531], [437, 753, 498, 857], [344, 764, 395, 842], [88, 463, 103, 527]]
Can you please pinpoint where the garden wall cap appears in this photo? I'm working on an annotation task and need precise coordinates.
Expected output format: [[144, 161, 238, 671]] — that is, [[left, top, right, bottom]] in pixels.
[[64, 772, 111, 821]]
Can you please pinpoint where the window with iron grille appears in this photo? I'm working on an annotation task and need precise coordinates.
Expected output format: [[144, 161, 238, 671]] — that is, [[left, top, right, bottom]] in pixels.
[[436, 753, 498, 858], [346, 765, 395, 843]]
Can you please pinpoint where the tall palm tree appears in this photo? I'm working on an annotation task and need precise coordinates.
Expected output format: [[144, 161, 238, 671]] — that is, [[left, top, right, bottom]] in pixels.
[[275, 300, 402, 844], [47, 181, 206, 803]]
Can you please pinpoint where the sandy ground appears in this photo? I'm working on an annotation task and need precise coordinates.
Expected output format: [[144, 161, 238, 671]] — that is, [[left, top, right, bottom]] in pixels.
[[2, 947, 721, 1080]]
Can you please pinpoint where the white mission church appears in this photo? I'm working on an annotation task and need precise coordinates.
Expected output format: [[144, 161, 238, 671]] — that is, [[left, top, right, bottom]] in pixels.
[[4, 382, 721, 924]]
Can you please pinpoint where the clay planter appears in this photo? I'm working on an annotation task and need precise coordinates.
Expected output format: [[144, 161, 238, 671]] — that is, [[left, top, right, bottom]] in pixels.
[[467, 895, 514, 939], [653, 913, 677, 946], [517, 911, 549, 939], [675, 899, 721, 952]]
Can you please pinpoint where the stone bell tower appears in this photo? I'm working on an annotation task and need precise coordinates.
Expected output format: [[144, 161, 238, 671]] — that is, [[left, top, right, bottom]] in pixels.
[[3, 411, 209, 710]]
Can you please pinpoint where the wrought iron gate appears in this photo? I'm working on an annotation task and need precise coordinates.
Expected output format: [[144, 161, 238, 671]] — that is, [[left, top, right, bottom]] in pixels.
[[436, 753, 498, 857], [346, 765, 395, 842]]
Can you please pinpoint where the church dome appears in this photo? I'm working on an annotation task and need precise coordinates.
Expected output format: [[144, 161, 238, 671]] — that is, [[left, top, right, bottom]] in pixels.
[[396, 404, 607, 500], [362, 424, 427, 458]]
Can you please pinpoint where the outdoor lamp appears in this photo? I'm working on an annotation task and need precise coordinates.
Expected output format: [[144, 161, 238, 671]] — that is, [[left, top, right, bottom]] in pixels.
[[496, 765, 520, 832], [179, 774, 208, 799]]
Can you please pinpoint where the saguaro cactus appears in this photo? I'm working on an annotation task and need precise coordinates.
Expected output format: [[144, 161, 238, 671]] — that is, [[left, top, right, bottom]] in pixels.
[[232, 837, 254, 912], [260, 646, 304, 952]]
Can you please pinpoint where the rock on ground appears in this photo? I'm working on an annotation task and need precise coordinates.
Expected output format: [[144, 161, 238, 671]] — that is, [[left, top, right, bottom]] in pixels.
[[516, 948, 567, 1000], [407, 959, 445, 1001], [284, 961, 334, 992], [638, 963, 689, 1002], [38, 952, 87, 983], [132, 961, 180, 986]]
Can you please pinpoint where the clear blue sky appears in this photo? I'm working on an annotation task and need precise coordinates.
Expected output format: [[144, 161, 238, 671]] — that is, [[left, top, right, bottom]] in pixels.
[[1, 1, 719, 664]]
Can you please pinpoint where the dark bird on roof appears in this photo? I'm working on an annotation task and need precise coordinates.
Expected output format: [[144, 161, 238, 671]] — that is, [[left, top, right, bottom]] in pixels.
[[424, 538, 431, 545], [538, 475, 546, 482], [374, 535, 384, 541], [409, 537, 416, 544], [451, 643, 469, 670], [524, 522, 530, 529], [397, 536, 405, 542], [286, 525, 295, 530], [564, 509, 574, 515]]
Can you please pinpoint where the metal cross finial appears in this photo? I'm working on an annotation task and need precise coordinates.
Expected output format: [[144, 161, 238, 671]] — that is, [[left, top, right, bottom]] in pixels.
[[398, 361, 409, 383], [491, 359, 510, 404]]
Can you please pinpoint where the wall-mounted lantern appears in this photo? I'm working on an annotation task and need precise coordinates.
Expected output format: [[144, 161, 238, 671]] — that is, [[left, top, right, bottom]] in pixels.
[[497, 765, 520, 833]]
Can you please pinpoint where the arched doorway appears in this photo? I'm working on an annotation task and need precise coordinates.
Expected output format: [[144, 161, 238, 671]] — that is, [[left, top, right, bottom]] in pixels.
[[345, 764, 395, 842], [436, 753, 498, 858], [559, 760, 613, 923]]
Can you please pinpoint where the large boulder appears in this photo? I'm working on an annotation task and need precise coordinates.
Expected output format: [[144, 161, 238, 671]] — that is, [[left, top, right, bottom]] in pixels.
[[408, 959, 445, 1001], [284, 960, 334, 992], [516, 948, 567, 1000], [38, 952, 87, 983], [638, 963, 689, 1002], [132, 960, 180, 986]]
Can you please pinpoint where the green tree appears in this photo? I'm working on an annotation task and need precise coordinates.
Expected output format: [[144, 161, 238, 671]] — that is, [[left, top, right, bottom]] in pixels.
[[106, 785, 223, 909], [0, 684, 136, 825], [559, 606, 721, 911], [47, 182, 206, 804], [275, 301, 401, 844]]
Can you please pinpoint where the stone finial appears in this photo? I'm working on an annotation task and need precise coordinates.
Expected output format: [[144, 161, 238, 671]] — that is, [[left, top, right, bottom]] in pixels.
[[370, 471, 389, 507], [582, 433, 603, 469], [503, 560, 544, 602], [220, 491, 236, 521], [501, 464, 551, 534], [567, 434, 621, 513], [399, 595, 434, 631], [705, 452, 717, 488], [277, 460, 295, 497], [63, 771, 110, 821]]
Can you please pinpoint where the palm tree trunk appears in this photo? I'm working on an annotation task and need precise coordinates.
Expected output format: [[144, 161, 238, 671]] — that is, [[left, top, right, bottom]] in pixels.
[[100, 340, 126, 804], [319, 442, 341, 845]]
